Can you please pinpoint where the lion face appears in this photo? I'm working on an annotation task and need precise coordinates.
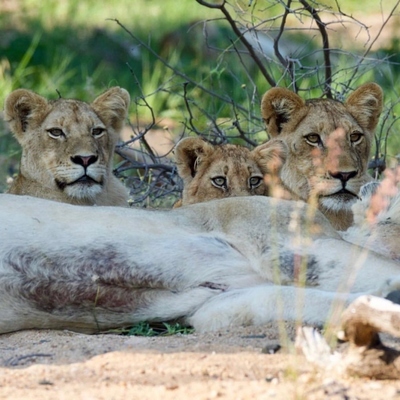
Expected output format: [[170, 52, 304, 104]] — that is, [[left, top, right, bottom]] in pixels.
[[261, 83, 383, 230], [4, 87, 130, 206], [32, 101, 112, 200], [174, 137, 287, 206]]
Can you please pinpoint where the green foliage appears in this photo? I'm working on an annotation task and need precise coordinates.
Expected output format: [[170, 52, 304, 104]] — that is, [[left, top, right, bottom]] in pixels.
[[0, 0, 219, 105], [119, 322, 194, 337], [1, 0, 400, 198]]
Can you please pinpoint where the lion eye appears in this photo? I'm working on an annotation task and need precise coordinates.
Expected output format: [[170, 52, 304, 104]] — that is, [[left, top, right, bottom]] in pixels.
[[92, 127, 105, 138], [304, 134, 321, 145], [249, 176, 263, 189], [211, 176, 227, 189], [350, 132, 363, 143], [47, 128, 64, 139]]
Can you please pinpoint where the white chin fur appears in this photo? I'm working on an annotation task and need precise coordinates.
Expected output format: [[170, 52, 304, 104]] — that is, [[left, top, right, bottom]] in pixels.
[[320, 196, 355, 212], [65, 183, 103, 200]]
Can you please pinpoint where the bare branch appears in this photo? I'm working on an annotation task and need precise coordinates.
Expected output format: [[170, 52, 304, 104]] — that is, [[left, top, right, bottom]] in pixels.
[[108, 1, 400, 206], [125, 62, 157, 160], [273, 1, 291, 70], [298, 0, 332, 98], [182, 82, 201, 136], [345, 0, 400, 90], [112, 18, 257, 115], [195, 0, 277, 87], [231, 101, 258, 147]]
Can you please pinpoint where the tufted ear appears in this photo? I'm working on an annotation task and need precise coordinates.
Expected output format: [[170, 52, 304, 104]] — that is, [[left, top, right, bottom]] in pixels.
[[252, 139, 287, 176], [174, 137, 214, 184], [261, 87, 305, 137], [345, 82, 383, 134], [91, 87, 130, 133], [4, 89, 49, 142]]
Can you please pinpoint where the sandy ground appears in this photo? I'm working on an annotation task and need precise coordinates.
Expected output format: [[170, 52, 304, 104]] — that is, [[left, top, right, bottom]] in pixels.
[[1, 323, 400, 400]]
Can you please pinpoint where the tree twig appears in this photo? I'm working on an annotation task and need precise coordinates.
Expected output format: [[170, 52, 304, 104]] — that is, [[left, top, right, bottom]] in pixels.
[[195, 0, 277, 87], [345, 0, 400, 90], [298, 0, 332, 98], [112, 18, 257, 115]]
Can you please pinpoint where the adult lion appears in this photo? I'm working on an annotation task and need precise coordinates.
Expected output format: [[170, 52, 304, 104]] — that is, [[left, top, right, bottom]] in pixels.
[[261, 83, 383, 230], [1, 193, 399, 335], [4, 87, 130, 206], [174, 137, 286, 206]]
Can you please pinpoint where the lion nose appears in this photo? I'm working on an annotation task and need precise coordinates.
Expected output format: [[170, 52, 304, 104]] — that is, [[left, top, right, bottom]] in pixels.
[[71, 155, 98, 167], [329, 170, 357, 183]]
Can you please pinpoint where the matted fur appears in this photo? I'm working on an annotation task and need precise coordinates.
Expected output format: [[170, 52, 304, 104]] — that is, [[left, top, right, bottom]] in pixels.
[[1, 193, 400, 334], [4, 87, 130, 206], [174, 137, 287, 206], [261, 83, 383, 231]]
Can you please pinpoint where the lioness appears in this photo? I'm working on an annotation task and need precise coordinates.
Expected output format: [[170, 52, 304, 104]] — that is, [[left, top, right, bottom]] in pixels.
[[174, 136, 287, 206], [261, 83, 383, 230], [4, 87, 130, 206], [1, 193, 399, 334]]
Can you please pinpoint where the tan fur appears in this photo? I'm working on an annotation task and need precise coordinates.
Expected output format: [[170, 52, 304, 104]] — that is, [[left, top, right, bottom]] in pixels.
[[4, 87, 130, 206], [1, 193, 400, 335], [174, 137, 287, 207], [261, 83, 383, 231]]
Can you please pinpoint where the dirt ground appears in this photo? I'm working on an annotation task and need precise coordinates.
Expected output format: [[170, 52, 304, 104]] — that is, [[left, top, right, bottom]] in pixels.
[[1, 323, 400, 400]]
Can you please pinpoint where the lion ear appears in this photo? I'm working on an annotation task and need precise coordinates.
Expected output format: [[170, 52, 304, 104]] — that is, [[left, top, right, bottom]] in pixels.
[[345, 82, 383, 133], [174, 137, 214, 183], [4, 89, 49, 141], [252, 139, 287, 176], [261, 88, 305, 137], [91, 87, 130, 132]]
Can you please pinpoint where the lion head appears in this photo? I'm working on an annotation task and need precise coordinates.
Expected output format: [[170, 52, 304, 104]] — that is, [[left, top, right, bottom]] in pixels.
[[4, 87, 130, 206], [174, 136, 287, 206], [261, 82, 383, 230]]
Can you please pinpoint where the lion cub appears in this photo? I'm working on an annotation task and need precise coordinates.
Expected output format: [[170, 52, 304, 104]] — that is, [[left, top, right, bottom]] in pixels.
[[174, 137, 287, 207], [4, 87, 130, 206]]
